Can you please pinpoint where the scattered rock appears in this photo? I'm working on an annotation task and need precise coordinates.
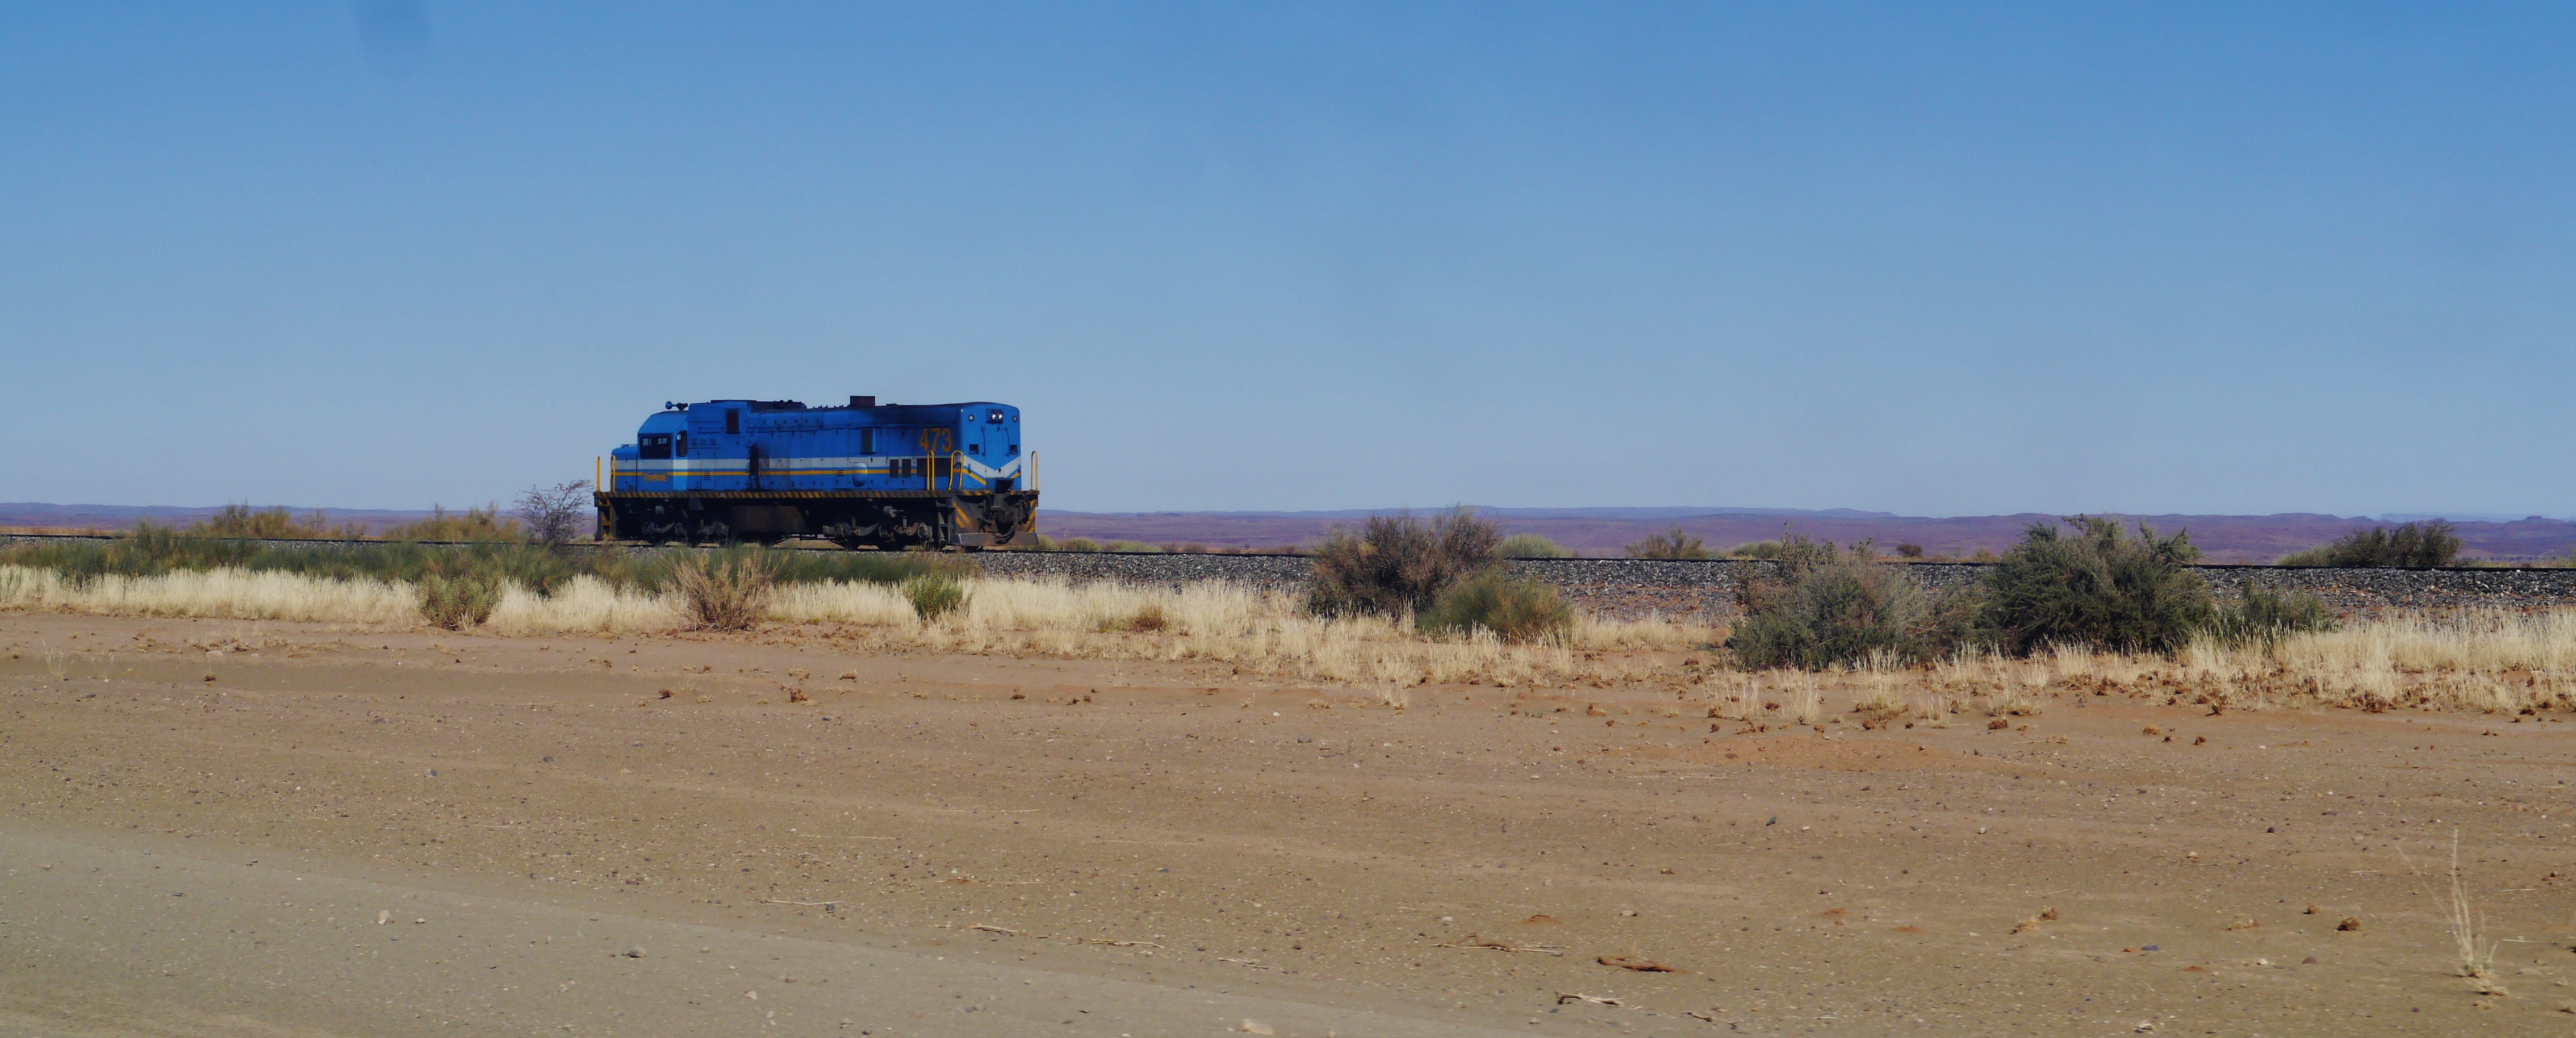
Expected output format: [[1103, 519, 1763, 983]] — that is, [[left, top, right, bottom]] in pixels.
[[621, 946, 645, 958], [2337, 916, 2362, 931], [1238, 1019, 1275, 1035], [2142, 725, 2161, 736], [1988, 718, 2011, 730], [1598, 955, 1673, 972]]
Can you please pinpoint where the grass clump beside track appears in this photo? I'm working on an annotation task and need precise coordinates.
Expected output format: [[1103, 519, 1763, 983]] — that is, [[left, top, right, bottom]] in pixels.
[[0, 524, 973, 630]]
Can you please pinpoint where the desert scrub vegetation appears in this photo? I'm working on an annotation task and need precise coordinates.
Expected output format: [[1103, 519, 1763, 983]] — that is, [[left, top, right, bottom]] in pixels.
[[1726, 519, 2334, 671], [2277, 520, 2463, 568], [1980, 517, 2215, 655], [1725, 535, 1967, 669], [1625, 528, 1713, 559], [1308, 508, 1575, 643], [0, 525, 1705, 688], [382, 504, 523, 542], [1416, 571, 1574, 643], [187, 504, 371, 539], [1496, 533, 1573, 558]]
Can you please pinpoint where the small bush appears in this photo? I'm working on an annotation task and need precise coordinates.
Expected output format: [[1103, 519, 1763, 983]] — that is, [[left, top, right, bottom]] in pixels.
[[2278, 521, 2462, 568], [1727, 538, 1952, 669], [1418, 572, 1573, 643], [1497, 533, 1573, 558], [1057, 537, 1101, 553], [514, 480, 594, 546], [668, 549, 775, 630], [189, 504, 365, 539], [1731, 541, 1783, 559], [2207, 584, 2337, 646], [1896, 542, 1926, 559], [1626, 528, 1713, 559], [384, 505, 522, 543], [904, 574, 969, 621], [1307, 507, 1500, 618], [1102, 541, 1162, 553], [417, 573, 500, 629], [1980, 517, 2213, 656]]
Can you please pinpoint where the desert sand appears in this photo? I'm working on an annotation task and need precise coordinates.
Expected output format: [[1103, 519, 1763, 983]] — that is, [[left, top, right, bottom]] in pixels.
[[3, 612, 2571, 1037]]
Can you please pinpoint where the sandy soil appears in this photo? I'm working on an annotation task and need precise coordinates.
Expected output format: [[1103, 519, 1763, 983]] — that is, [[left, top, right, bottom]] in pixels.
[[2, 613, 2572, 1037]]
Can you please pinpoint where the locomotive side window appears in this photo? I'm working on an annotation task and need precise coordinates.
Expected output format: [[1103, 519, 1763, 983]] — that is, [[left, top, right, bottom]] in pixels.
[[859, 428, 874, 454], [639, 434, 672, 460], [725, 409, 741, 435], [675, 432, 688, 457]]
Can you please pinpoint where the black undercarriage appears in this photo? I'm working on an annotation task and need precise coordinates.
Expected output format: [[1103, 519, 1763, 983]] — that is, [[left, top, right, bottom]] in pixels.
[[594, 491, 1038, 550]]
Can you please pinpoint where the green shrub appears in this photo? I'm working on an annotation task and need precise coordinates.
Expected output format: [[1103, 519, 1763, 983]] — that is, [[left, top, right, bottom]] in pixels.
[[1102, 541, 1162, 553], [1057, 537, 1101, 553], [1726, 538, 1953, 668], [904, 574, 969, 621], [1496, 533, 1572, 558], [1730, 541, 1782, 559], [1307, 507, 1500, 617], [2277, 521, 2462, 568], [1979, 517, 2214, 656], [1418, 572, 1573, 643], [417, 574, 501, 630], [1626, 528, 1713, 559]]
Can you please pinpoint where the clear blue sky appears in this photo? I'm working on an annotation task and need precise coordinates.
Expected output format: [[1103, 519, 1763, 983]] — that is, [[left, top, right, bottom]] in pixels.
[[6, 3, 2572, 516]]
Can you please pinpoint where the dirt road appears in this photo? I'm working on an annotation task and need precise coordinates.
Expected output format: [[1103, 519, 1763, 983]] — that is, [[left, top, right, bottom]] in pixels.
[[3, 613, 2571, 1036]]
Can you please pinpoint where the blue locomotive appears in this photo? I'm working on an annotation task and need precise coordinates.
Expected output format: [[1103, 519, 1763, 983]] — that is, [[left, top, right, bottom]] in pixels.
[[596, 396, 1037, 549]]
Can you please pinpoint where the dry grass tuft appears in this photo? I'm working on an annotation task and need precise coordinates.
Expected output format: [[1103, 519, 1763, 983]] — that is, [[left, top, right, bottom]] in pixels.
[[1784, 672, 1823, 726], [0, 564, 417, 625], [486, 576, 684, 635], [667, 552, 775, 631], [2401, 830, 2499, 979]]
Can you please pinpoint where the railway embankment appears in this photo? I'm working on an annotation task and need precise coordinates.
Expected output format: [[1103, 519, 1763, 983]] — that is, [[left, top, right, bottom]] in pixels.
[[11, 533, 2574, 617], [977, 551, 2576, 618]]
